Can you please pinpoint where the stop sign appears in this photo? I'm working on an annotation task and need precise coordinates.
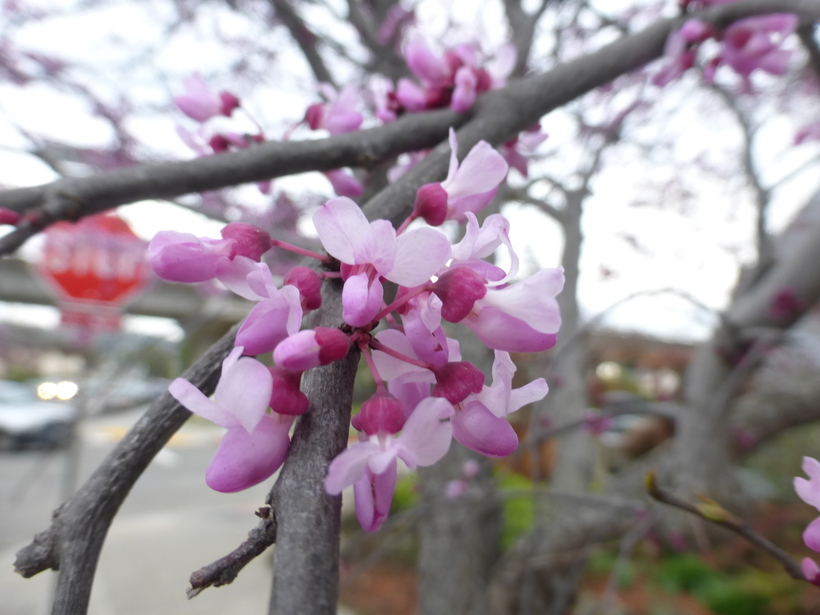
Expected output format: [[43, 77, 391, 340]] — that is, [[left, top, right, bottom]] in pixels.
[[36, 213, 148, 311]]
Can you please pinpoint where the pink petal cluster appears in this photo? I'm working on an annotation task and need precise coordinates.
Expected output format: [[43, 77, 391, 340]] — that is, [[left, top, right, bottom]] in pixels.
[[314, 196, 451, 326], [169, 347, 292, 492], [151, 134, 564, 533], [174, 72, 240, 123], [326, 397, 454, 531], [654, 14, 797, 90], [795, 457, 820, 585], [378, 41, 515, 118], [412, 129, 509, 224], [305, 84, 363, 135]]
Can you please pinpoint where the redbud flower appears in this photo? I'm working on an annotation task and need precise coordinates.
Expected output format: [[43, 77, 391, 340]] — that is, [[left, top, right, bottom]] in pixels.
[[323, 169, 364, 198], [269, 367, 309, 416], [433, 267, 488, 323], [220, 222, 272, 261], [326, 397, 454, 531], [352, 389, 407, 435], [306, 84, 363, 135], [273, 327, 351, 371], [431, 361, 484, 405], [803, 558, 820, 586], [284, 266, 323, 311], [174, 72, 240, 122], [0, 207, 21, 225], [314, 197, 450, 326], [438, 128, 509, 222], [795, 457, 820, 511], [169, 347, 291, 492]]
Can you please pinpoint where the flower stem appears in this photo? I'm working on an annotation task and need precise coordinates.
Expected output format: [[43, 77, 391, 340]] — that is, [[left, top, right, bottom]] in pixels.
[[359, 344, 385, 387], [372, 284, 432, 323], [271, 239, 331, 262], [369, 339, 434, 371]]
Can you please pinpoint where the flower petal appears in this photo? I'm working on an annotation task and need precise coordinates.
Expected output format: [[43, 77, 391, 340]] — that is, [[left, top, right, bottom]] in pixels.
[[214, 356, 273, 433], [325, 441, 382, 494], [169, 377, 236, 428], [313, 197, 370, 264], [388, 227, 451, 286], [205, 414, 293, 492], [452, 401, 518, 457], [395, 397, 453, 468]]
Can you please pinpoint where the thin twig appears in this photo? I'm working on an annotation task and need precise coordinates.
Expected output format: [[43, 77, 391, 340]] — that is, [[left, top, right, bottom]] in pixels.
[[187, 506, 278, 598], [646, 470, 806, 581]]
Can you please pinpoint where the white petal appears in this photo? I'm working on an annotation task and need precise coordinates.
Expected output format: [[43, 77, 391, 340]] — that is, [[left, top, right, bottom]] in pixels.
[[325, 441, 381, 494], [388, 227, 451, 286], [169, 378, 236, 428]]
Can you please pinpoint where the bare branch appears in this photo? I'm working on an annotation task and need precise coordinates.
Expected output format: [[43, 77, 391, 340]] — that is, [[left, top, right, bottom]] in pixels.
[[647, 471, 807, 582], [504, 185, 565, 222], [14, 325, 239, 613], [188, 507, 278, 598], [268, 0, 336, 86]]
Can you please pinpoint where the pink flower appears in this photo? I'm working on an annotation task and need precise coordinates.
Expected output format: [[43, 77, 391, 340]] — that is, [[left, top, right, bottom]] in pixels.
[[462, 268, 564, 352], [501, 127, 548, 178], [325, 397, 454, 531], [795, 457, 820, 511], [438, 129, 509, 222], [652, 20, 711, 87], [313, 197, 451, 326], [0, 207, 21, 225], [234, 266, 303, 355], [323, 169, 364, 197], [803, 558, 820, 586], [174, 72, 239, 122], [148, 223, 272, 285], [169, 347, 292, 492], [305, 84, 363, 135], [273, 327, 351, 371], [405, 41, 452, 87], [450, 351, 547, 457], [148, 231, 234, 283], [719, 14, 797, 81]]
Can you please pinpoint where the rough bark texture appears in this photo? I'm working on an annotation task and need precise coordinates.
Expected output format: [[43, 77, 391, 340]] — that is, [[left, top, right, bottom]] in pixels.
[[267, 278, 360, 615]]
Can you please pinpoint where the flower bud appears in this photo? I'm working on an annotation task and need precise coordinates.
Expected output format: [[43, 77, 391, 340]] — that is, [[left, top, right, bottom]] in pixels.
[[305, 103, 324, 130], [269, 367, 309, 416], [351, 390, 406, 435], [413, 183, 448, 226], [219, 91, 240, 116], [220, 222, 273, 261], [209, 134, 230, 153], [284, 266, 323, 311], [432, 361, 484, 404], [432, 267, 487, 322], [273, 327, 351, 371], [0, 207, 21, 225]]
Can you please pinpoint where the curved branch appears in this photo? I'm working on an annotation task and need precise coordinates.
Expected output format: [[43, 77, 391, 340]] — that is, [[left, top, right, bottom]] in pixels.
[[13, 325, 238, 613]]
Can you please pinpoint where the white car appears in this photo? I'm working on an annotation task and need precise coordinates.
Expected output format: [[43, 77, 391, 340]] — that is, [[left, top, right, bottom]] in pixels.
[[0, 380, 77, 450]]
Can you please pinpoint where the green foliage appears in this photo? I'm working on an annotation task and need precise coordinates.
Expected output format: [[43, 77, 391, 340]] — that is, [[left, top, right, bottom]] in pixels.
[[694, 577, 768, 615], [656, 553, 713, 593], [496, 469, 534, 550], [390, 472, 419, 514]]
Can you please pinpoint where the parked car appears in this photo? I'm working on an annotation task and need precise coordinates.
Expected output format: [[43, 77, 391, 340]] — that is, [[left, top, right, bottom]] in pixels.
[[0, 380, 77, 451]]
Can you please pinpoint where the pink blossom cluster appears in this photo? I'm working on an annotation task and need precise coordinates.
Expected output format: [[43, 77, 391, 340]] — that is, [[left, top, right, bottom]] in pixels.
[[377, 41, 516, 119], [149, 131, 564, 531], [173, 73, 271, 192], [794, 457, 820, 585], [653, 13, 798, 91]]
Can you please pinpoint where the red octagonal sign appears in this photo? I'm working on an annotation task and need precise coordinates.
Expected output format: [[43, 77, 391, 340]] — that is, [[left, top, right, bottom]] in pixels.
[[35, 214, 148, 329]]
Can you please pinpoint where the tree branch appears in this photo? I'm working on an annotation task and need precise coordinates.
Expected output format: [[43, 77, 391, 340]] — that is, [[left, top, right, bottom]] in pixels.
[[187, 506, 278, 598], [268, 0, 336, 86], [14, 325, 238, 613], [647, 471, 807, 582], [267, 276, 361, 614]]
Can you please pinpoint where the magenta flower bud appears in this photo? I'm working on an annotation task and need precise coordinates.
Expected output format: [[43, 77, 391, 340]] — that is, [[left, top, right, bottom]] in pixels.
[[305, 103, 324, 130], [209, 134, 230, 153], [351, 390, 407, 435], [284, 266, 323, 310], [219, 91, 240, 116], [413, 183, 448, 226], [273, 327, 351, 371], [220, 222, 273, 261], [0, 207, 21, 225], [432, 361, 484, 404], [433, 267, 487, 322], [315, 327, 352, 364], [269, 367, 309, 416]]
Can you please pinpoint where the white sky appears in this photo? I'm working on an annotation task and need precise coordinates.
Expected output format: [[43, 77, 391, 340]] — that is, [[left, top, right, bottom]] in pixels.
[[0, 0, 819, 343]]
